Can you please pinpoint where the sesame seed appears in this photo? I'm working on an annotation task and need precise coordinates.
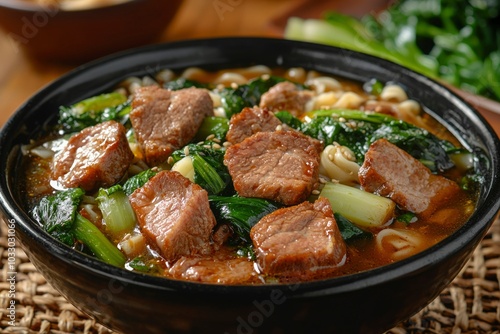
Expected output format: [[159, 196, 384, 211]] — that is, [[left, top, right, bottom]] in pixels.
[[206, 134, 215, 140], [184, 146, 190, 156], [312, 190, 320, 195]]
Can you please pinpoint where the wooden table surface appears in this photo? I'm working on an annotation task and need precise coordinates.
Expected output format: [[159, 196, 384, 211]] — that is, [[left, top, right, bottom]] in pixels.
[[1, 0, 499, 136]]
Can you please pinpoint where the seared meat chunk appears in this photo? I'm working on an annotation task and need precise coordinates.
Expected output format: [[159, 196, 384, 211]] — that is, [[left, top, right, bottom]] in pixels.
[[224, 130, 322, 206], [358, 139, 462, 217], [130, 86, 213, 166], [250, 198, 346, 280], [52, 120, 133, 191], [259, 81, 313, 117], [226, 106, 323, 152], [168, 249, 259, 284], [226, 107, 284, 144], [129, 170, 217, 262]]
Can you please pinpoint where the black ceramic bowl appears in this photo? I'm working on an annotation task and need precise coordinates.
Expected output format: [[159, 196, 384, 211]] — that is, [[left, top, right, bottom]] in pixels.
[[1, 38, 500, 334]]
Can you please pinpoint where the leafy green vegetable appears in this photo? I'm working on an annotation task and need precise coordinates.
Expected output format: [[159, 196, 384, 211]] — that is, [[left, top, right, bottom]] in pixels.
[[58, 93, 131, 133], [396, 212, 418, 225], [171, 142, 232, 195], [127, 256, 161, 274], [220, 76, 295, 118], [334, 213, 371, 242], [284, 14, 437, 79], [320, 182, 396, 228], [73, 214, 126, 267], [209, 196, 281, 244], [122, 169, 158, 196], [285, 0, 500, 101], [163, 77, 211, 90], [96, 185, 137, 239], [194, 116, 230, 142], [34, 187, 85, 246], [33, 188, 126, 267], [277, 109, 457, 172], [363, 78, 385, 96], [191, 153, 226, 195]]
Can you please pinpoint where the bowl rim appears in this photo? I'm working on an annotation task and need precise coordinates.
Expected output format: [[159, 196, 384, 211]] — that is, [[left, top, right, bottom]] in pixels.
[[1, 36, 500, 297]]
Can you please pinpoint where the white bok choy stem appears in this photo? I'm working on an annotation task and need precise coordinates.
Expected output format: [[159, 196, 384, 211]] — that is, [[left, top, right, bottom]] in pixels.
[[320, 182, 395, 228]]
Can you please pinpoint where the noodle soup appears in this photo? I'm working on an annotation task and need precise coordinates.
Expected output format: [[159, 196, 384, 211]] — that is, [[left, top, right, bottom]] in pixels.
[[21, 65, 479, 284]]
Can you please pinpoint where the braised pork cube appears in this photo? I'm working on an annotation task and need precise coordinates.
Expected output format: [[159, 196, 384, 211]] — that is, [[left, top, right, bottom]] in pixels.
[[130, 86, 213, 166], [52, 120, 134, 191], [259, 81, 313, 117], [226, 106, 284, 144], [168, 249, 259, 284], [250, 198, 347, 280], [224, 130, 322, 206], [129, 170, 217, 262], [358, 138, 462, 218], [226, 106, 323, 153]]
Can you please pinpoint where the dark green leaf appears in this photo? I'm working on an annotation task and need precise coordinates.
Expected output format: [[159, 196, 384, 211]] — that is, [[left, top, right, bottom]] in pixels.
[[163, 78, 211, 90], [171, 142, 232, 195], [194, 116, 229, 142], [122, 169, 158, 196], [33, 188, 85, 246], [209, 196, 280, 243], [396, 212, 418, 225], [192, 153, 226, 195], [128, 256, 161, 274], [220, 76, 297, 118], [58, 93, 130, 133], [334, 213, 371, 242]]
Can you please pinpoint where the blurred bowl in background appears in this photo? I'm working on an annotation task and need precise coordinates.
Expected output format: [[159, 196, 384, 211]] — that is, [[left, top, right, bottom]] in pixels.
[[0, 0, 183, 63]]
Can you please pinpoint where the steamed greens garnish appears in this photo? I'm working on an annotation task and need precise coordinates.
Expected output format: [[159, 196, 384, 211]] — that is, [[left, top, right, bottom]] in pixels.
[[58, 92, 131, 133], [33, 188, 126, 267], [163, 77, 211, 90], [276, 109, 457, 172], [128, 256, 161, 274], [334, 212, 372, 242], [209, 196, 281, 244], [194, 116, 229, 141], [285, 0, 500, 101], [219, 76, 302, 118], [320, 182, 396, 228], [96, 185, 137, 239], [170, 142, 232, 195], [122, 169, 158, 196]]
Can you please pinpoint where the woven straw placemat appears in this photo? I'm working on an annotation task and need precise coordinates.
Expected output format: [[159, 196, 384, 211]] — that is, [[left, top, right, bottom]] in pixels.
[[1, 217, 500, 334]]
